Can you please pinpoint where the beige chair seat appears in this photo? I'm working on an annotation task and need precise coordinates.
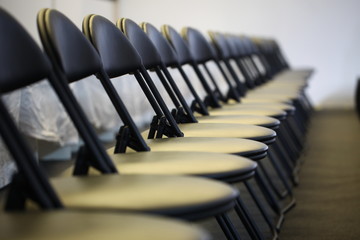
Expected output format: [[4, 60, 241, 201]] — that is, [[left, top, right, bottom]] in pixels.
[[0, 211, 209, 240], [51, 174, 238, 219], [111, 152, 257, 182], [196, 114, 280, 129], [142, 123, 276, 143], [145, 137, 267, 159], [222, 102, 295, 114], [241, 97, 292, 104], [62, 151, 257, 182], [245, 93, 299, 102], [209, 107, 287, 119], [108, 137, 267, 160]]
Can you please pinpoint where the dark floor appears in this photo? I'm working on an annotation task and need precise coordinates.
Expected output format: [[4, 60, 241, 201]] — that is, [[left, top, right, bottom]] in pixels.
[[198, 109, 360, 239], [281, 109, 360, 239]]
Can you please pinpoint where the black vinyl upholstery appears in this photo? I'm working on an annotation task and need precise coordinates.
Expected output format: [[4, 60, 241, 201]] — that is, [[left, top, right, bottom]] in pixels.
[[161, 25, 193, 65], [38, 9, 102, 83], [84, 15, 143, 78], [118, 18, 162, 69], [142, 22, 179, 67], [182, 27, 214, 64], [0, 8, 52, 93]]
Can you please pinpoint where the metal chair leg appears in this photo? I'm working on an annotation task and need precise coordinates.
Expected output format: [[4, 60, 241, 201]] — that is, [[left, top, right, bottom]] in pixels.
[[216, 213, 241, 240], [257, 160, 288, 199], [235, 196, 265, 240], [244, 180, 278, 237], [267, 150, 294, 195], [254, 171, 285, 231]]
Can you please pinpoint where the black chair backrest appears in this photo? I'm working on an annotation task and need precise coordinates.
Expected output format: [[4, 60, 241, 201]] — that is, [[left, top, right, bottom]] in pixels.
[[208, 32, 232, 60], [82, 14, 142, 78], [181, 27, 215, 64], [37, 9, 102, 83], [226, 35, 243, 58], [161, 25, 194, 66], [0, 10, 51, 93], [0, 8, 64, 210], [118, 18, 162, 70], [142, 23, 179, 68], [37, 8, 117, 174]]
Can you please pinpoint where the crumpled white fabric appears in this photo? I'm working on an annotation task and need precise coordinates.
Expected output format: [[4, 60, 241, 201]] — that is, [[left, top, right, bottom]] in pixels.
[[0, 91, 21, 187], [18, 80, 78, 145]]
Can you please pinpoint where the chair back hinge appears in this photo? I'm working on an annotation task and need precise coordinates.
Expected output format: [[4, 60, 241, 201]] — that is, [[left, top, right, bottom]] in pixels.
[[148, 115, 180, 139], [114, 125, 151, 153], [171, 107, 196, 123]]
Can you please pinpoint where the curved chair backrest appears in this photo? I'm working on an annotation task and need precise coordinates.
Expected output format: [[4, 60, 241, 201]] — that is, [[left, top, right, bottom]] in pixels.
[[83, 15, 142, 78], [142, 23, 179, 68], [0, 9, 52, 93], [37, 8, 117, 174], [208, 31, 232, 60], [118, 18, 162, 69], [181, 27, 215, 64], [225, 35, 243, 58], [37, 9, 102, 83], [0, 8, 63, 210], [161, 25, 193, 66]]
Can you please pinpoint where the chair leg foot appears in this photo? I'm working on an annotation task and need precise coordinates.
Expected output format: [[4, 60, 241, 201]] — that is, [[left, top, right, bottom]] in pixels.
[[282, 197, 297, 214], [275, 213, 285, 232]]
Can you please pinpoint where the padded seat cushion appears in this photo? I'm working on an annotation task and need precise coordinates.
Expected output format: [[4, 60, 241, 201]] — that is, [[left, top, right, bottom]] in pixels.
[[196, 114, 280, 128], [62, 151, 257, 181], [108, 137, 268, 159], [51, 174, 238, 219], [0, 211, 209, 240], [209, 107, 287, 119], [111, 152, 257, 179], [145, 137, 267, 156], [141, 123, 276, 142], [222, 102, 295, 113], [245, 93, 299, 101]]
